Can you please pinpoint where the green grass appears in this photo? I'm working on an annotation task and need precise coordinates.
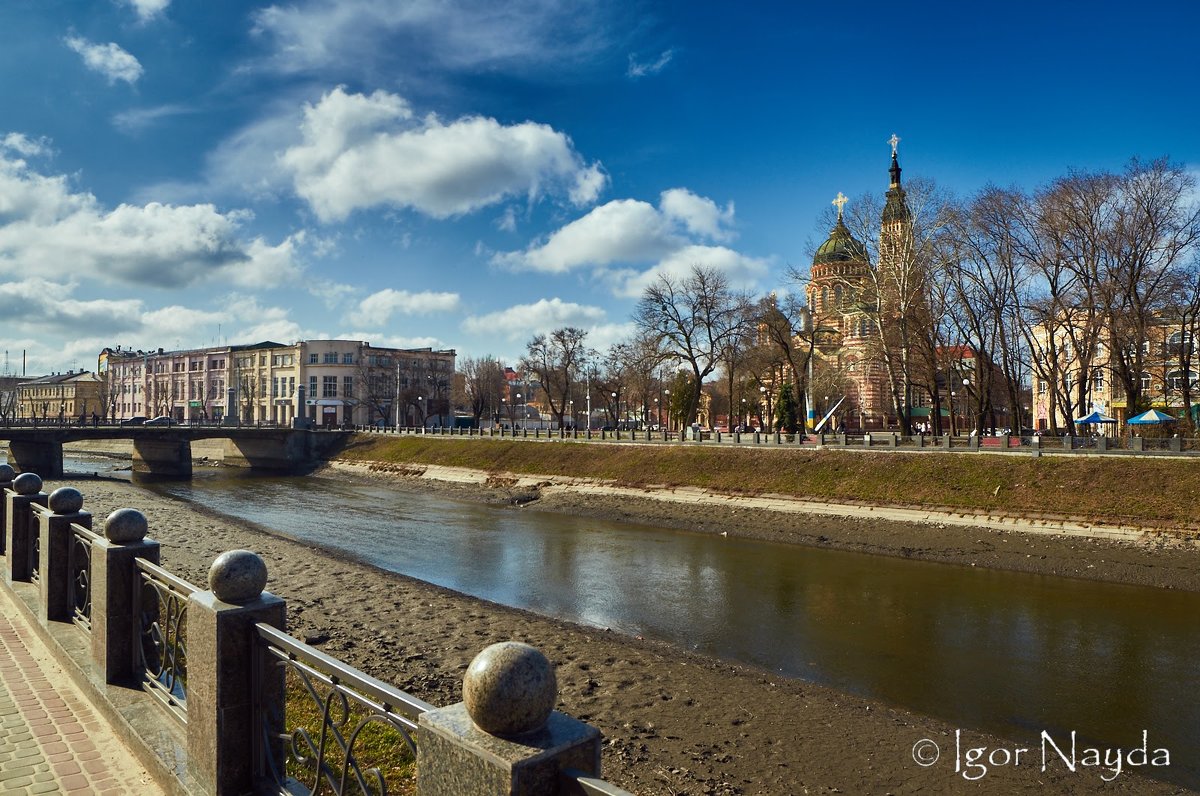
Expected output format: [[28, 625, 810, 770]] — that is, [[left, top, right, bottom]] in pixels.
[[282, 673, 418, 795], [335, 435, 1200, 530]]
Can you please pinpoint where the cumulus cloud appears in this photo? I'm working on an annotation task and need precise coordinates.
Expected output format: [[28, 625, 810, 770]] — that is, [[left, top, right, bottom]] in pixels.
[[494, 187, 741, 275], [461, 297, 607, 342], [1, 133, 52, 158], [119, 0, 170, 22], [347, 288, 462, 327], [64, 37, 143, 85], [251, 0, 613, 77], [608, 244, 769, 298], [280, 87, 605, 222], [0, 151, 302, 288], [0, 279, 143, 336], [627, 49, 674, 79]]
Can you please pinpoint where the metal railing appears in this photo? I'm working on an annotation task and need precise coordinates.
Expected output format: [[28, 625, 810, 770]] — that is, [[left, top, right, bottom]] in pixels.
[[136, 557, 198, 724], [68, 522, 100, 632], [253, 622, 434, 796]]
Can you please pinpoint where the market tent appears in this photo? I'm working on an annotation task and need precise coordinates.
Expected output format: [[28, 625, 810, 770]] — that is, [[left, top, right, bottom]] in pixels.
[[1074, 410, 1117, 424], [1127, 409, 1177, 424]]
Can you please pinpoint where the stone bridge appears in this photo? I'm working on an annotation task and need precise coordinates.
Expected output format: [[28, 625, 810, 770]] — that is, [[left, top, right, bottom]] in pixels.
[[0, 426, 351, 478]]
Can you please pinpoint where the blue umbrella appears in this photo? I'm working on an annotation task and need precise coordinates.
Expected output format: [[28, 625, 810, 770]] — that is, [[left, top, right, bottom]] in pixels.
[[1127, 409, 1176, 424], [1074, 410, 1117, 424]]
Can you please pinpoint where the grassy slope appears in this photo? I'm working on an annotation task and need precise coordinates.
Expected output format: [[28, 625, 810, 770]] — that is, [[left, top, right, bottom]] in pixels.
[[334, 435, 1200, 529]]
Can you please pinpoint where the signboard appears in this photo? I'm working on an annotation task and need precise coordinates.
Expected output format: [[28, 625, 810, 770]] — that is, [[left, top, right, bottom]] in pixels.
[[188, 401, 202, 407]]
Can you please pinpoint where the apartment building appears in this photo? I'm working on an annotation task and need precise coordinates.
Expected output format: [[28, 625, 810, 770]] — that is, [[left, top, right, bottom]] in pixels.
[[99, 341, 455, 427]]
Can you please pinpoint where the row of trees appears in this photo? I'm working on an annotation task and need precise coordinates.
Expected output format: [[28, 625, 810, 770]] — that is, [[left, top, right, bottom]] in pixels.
[[456, 158, 1200, 436]]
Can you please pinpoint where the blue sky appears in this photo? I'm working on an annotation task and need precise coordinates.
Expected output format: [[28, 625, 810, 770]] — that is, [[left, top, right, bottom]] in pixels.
[[2, 0, 1198, 376]]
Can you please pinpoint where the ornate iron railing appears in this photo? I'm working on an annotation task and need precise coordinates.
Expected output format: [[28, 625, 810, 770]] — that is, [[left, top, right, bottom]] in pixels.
[[68, 523, 100, 632], [253, 622, 434, 796], [136, 558, 197, 724]]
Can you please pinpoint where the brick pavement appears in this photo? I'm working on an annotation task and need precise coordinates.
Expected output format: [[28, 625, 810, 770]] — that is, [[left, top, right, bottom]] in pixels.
[[0, 587, 163, 795]]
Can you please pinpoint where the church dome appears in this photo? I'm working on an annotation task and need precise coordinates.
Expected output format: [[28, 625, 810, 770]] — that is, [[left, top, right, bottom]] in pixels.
[[813, 218, 868, 265]]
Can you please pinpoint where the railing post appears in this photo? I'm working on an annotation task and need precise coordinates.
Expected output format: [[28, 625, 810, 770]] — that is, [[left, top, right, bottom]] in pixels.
[[38, 487, 91, 624], [0, 464, 13, 552], [91, 509, 160, 684], [187, 550, 286, 796], [5, 472, 48, 586], [417, 642, 601, 796]]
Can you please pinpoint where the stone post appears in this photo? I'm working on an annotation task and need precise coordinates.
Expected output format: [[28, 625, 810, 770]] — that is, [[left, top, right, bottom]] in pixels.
[[1097, 436, 1108, 452], [0, 464, 13, 554], [38, 487, 91, 624], [187, 550, 286, 796], [968, 435, 980, 451], [417, 642, 601, 796], [91, 509, 161, 684], [864, 433, 872, 447], [1131, 436, 1143, 452], [5, 473, 48, 586]]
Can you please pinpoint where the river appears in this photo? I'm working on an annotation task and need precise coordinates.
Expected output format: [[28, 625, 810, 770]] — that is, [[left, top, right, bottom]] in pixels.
[[59, 454, 1200, 788]]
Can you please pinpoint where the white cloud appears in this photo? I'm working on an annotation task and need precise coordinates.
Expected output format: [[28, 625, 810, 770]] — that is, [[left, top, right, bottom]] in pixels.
[[609, 244, 769, 298], [660, 188, 735, 241], [0, 151, 301, 288], [119, 0, 170, 22], [627, 49, 674, 79], [1, 133, 52, 158], [494, 188, 739, 275], [461, 297, 607, 342], [347, 288, 462, 327], [64, 37, 143, 85], [250, 0, 612, 77], [113, 104, 196, 135], [340, 333, 447, 350], [280, 87, 605, 222]]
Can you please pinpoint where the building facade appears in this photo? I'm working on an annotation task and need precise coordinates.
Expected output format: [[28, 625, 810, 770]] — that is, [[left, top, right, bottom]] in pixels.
[[16, 371, 103, 422], [99, 341, 455, 427]]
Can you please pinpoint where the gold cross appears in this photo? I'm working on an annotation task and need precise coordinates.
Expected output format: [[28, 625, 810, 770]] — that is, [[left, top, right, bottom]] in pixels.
[[832, 192, 848, 219], [889, 133, 901, 156]]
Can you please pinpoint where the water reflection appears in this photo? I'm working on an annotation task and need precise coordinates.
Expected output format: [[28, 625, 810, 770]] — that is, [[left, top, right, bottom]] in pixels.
[[102, 464, 1200, 788]]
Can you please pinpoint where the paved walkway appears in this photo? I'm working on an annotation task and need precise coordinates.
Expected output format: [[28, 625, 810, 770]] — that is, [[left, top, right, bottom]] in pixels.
[[0, 587, 163, 795]]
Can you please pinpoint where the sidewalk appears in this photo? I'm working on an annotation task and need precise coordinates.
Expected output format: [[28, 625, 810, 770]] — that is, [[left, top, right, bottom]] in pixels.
[[0, 587, 162, 795]]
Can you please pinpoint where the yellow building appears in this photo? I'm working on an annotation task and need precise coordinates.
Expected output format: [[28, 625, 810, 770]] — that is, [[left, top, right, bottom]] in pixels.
[[16, 371, 102, 422]]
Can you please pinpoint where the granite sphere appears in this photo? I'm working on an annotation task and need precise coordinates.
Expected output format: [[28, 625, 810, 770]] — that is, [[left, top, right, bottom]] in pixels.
[[209, 550, 268, 603], [104, 508, 148, 543], [463, 641, 557, 737], [0, 464, 14, 481], [13, 472, 42, 495], [48, 487, 83, 514]]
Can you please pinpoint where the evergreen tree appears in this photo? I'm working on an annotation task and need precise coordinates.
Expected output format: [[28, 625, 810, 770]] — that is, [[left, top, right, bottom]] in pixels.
[[774, 381, 799, 432]]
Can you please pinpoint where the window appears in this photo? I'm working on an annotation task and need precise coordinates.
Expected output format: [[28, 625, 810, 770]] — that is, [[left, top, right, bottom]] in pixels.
[[288, 377, 295, 397], [343, 376, 354, 398], [1167, 371, 1197, 391], [1091, 369, 1104, 390], [309, 354, 319, 364], [834, 285, 843, 308], [272, 378, 279, 398], [1037, 379, 1047, 394], [322, 376, 337, 397], [343, 353, 354, 365], [821, 287, 828, 307], [1140, 372, 1152, 392], [324, 352, 338, 364], [1168, 331, 1194, 355], [309, 376, 317, 398]]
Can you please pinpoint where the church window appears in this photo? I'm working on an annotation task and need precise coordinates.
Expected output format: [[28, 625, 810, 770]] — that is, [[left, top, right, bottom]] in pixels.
[[834, 286, 843, 307], [821, 287, 828, 308]]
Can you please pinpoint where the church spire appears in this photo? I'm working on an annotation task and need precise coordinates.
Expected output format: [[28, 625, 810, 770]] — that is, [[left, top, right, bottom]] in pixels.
[[883, 133, 910, 223]]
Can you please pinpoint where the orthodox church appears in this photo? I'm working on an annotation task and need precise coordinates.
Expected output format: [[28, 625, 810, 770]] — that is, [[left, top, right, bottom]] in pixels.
[[803, 136, 913, 430]]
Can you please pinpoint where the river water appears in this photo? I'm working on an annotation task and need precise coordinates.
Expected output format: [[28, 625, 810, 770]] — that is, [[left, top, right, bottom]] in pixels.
[[61, 455, 1200, 788]]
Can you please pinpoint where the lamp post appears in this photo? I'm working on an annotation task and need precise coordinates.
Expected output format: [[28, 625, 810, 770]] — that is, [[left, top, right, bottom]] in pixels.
[[663, 389, 670, 431], [395, 360, 401, 430], [568, 399, 574, 429], [740, 397, 747, 430], [962, 377, 972, 434], [515, 392, 522, 430], [500, 397, 507, 429], [611, 391, 618, 429], [759, 385, 767, 430]]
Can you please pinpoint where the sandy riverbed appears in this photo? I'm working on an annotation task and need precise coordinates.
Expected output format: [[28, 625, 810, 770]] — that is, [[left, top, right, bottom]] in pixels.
[[44, 466, 1200, 796]]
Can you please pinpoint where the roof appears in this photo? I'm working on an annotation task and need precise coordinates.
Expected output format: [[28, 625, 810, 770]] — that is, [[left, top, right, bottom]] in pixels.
[[813, 218, 868, 265]]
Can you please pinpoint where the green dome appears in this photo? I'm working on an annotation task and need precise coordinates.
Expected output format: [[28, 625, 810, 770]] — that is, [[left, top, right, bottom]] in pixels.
[[813, 218, 867, 265]]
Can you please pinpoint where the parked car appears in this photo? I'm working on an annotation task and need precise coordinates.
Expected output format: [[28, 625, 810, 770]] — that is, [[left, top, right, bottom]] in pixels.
[[118, 416, 146, 426], [144, 415, 173, 426]]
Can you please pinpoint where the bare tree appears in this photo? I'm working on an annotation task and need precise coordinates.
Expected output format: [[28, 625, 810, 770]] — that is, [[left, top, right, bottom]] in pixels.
[[459, 356, 507, 426], [635, 265, 749, 426], [519, 328, 590, 428]]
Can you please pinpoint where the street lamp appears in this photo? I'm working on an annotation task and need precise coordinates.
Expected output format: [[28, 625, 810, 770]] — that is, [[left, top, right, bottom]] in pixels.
[[611, 392, 618, 429], [568, 399, 574, 429], [515, 392, 523, 430], [962, 378, 972, 434], [740, 397, 747, 430], [500, 397, 507, 429], [663, 389, 670, 431], [759, 385, 767, 430]]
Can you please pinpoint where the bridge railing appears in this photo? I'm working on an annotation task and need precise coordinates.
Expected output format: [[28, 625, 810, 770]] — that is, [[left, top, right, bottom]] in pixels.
[[0, 470, 634, 796]]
